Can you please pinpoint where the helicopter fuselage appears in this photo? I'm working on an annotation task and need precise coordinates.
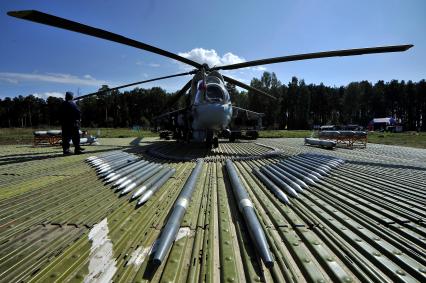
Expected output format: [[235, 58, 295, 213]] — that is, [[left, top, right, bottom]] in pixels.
[[184, 71, 233, 142]]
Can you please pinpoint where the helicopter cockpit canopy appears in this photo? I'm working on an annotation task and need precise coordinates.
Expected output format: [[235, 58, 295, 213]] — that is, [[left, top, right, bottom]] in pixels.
[[206, 84, 226, 102], [194, 79, 230, 104]]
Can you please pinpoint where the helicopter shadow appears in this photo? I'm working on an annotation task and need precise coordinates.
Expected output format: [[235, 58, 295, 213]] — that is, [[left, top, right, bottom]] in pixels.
[[142, 140, 268, 162]]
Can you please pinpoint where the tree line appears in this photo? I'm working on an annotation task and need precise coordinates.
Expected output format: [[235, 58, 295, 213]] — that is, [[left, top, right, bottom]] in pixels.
[[0, 72, 425, 131]]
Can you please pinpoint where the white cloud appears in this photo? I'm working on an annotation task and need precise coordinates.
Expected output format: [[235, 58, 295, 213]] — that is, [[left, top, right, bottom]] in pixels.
[[178, 48, 244, 68], [221, 52, 245, 65], [177, 48, 267, 72], [0, 72, 107, 86], [254, 66, 267, 71], [136, 61, 160, 67], [0, 77, 18, 84], [32, 92, 64, 99]]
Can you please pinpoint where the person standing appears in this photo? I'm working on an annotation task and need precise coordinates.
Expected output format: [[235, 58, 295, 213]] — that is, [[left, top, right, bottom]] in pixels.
[[60, 91, 84, 155]]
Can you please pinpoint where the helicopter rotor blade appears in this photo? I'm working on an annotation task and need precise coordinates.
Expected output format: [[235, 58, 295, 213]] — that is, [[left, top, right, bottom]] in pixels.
[[214, 44, 413, 71], [223, 75, 277, 100], [74, 71, 195, 101], [7, 10, 202, 68]]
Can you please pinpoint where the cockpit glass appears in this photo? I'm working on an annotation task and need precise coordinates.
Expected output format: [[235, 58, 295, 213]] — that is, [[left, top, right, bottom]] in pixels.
[[206, 85, 224, 101]]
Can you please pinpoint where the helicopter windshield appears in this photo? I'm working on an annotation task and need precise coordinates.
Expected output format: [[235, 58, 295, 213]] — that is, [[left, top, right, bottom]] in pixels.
[[206, 85, 225, 102]]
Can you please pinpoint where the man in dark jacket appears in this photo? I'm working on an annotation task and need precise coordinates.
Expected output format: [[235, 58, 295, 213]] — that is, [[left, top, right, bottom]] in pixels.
[[60, 91, 84, 155]]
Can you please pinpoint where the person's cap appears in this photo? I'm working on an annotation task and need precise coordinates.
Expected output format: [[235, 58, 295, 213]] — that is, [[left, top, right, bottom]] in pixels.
[[65, 91, 74, 100]]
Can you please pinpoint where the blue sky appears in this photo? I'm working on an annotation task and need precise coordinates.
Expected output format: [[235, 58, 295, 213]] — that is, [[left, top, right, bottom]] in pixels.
[[0, 0, 424, 99]]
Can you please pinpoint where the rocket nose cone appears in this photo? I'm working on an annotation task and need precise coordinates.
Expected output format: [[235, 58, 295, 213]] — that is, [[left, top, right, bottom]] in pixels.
[[117, 179, 132, 191], [133, 186, 147, 199], [114, 177, 127, 186], [290, 190, 298, 198], [277, 191, 290, 204], [138, 191, 153, 206], [105, 173, 115, 180]]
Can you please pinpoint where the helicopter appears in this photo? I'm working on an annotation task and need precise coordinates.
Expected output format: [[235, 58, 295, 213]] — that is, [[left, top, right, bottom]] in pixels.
[[8, 10, 413, 148]]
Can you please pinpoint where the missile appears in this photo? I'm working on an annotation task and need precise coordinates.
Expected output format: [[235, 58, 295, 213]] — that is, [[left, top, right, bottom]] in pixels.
[[86, 151, 119, 162], [98, 157, 143, 170], [259, 166, 298, 197], [89, 152, 126, 165], [152, 159, 203, 266], [276, 162, 318, 186], [268, 164, 309, 190], [89, 159, 105, 166], [263, 165, 304, 192], [253, 168, 290, 204], [283, 160, 323, 180], [117, 165, 168, 195], [112, 163, 157, 187], [104, 160, 149, 182], [94, 158, 127, 171], [288, 157, 328, 176], [96, 156, 135, 171], [136, 168, 176, 205], [120, 166, 168, 196], [226, 160, 274, 268], [299, 155, 338, 172], [304, 154, 344, 166], [268, 163, 309, 188], [99, 159, 142, 178], [303, 155, 341, 168], [307, 153, 344, 164], [117, 165, 164, 193], [294, 155, 333, 172]]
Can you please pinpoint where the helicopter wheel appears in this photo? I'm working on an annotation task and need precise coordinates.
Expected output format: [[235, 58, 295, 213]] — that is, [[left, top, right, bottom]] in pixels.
[[213, 137, 219, 148]]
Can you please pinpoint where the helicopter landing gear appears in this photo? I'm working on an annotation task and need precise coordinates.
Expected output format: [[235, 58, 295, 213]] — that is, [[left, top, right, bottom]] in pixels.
[[229, 131, 239, 142], [213, 137, 219, 148], [205, 131, 219, 148], [206, 130, 213, 148]]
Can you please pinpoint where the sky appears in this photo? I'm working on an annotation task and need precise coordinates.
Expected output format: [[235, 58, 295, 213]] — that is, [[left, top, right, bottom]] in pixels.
[[0, 0, 425, 99]]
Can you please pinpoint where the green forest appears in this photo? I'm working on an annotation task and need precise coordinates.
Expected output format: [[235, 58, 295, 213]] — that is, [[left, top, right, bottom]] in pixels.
[[0, 72, 425, 131]]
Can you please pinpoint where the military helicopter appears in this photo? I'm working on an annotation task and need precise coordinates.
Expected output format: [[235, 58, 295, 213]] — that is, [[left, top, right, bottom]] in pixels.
[[8, 10, 413, 148]]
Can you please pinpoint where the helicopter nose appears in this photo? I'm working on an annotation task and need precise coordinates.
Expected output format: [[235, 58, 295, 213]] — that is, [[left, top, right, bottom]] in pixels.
[[193, 103, 232, 128]]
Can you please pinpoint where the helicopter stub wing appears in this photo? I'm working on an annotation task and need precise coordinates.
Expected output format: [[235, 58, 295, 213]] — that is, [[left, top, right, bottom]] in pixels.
[[154, 108, 186, 121], [152, 108, 187, 131]]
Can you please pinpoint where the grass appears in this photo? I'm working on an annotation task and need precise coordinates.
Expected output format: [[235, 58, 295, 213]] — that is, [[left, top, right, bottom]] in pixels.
[[0, 127, 158, 144], [259, 129, 426, 149], [90, 128, 158, 138], [1, 128, 425, 149], [0, 128, 34, 144], [367, 131, 426, 149], [259, 130, 313, 138]]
